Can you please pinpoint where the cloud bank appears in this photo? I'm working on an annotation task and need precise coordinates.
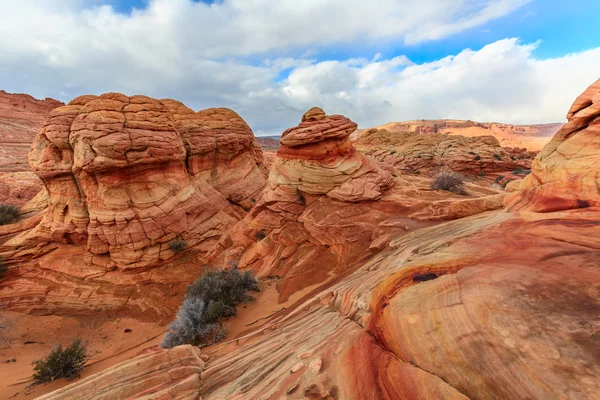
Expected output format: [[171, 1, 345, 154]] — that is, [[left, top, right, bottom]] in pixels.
[[1, 0, 599, 135]]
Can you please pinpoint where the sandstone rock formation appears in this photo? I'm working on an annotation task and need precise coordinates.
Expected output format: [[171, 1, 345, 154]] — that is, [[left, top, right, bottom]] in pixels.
[[506, 78, 600, 212], [12, 93, 266, 269], [39, 80, 600, 400], [0, 93, 267, 318], [354, 128, 530, 175], [0, 90, 63, 172], [210, 107, 398, 301]]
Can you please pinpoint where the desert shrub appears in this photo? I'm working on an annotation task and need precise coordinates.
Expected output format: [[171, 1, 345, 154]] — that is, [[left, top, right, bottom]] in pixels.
[[478, 171, 486, 177], [168, 238, 187, 253], [0, 203, 19, 226], [255, 230, 267, 241], [186, 268, 259, 304], [431, 173, 467, 195], [493, 153, 503, 161], [0, 257, 7, 280], [162, 268, 259, 349], [513, 168, 531, 175], [494, 175, 505, 183], [296, 189, 305, 204], [32, 338, 89, 384]]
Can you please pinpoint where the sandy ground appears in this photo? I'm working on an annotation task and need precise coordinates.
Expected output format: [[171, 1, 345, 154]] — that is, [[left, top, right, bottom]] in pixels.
[[0, 278, 321, 399], [0, 312, 165, 399]]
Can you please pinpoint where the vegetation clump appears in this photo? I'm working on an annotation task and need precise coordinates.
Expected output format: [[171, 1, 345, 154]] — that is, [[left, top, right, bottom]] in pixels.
[[0, 257, 7, 280], [431, 173, 467, 195], [0, 203, 19, 226], [493, 153, 503, 161], [513, 168, 531, 175], [162, 268, 259, 349], [32, 338, 89, 384], [255, 230, 267, 240], [168, 238, 187, 253]]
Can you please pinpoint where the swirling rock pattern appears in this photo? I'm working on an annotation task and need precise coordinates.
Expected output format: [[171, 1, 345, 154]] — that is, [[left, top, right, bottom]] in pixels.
[[38, 345, 205, 400]]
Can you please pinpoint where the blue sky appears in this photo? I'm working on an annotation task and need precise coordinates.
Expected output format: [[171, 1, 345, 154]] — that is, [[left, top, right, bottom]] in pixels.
[[0, 0, 599, 135]]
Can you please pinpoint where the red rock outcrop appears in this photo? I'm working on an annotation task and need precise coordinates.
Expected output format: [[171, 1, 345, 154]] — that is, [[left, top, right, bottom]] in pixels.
[[354, 128, 530, 175], [0, 93, 267, 318], [506, 78, 600, 212], [9, 93, 266, 269]]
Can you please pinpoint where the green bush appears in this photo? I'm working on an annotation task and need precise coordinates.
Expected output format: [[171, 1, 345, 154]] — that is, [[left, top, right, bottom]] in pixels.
[[0, 203, 19, 226], [32, 338, 89, 384], [493, 153, 503, 161], [255, 230, 267, 241], [168, 239, 187, 253], [431, 173, 467, 195], [161, 268, 259, 349]]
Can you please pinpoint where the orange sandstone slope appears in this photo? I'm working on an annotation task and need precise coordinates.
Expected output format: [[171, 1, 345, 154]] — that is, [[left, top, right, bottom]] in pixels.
[[39, 80, 600, 400], [0, 93, 267, 319]]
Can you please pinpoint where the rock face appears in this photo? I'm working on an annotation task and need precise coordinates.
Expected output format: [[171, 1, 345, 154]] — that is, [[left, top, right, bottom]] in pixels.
[[0, 90, 63, 172], [506, 78, 600, 212], [0, 171, 42, 207], [0, 93, 267, 318], [354, 128, 530, 175], [14, 93, 266, 269]]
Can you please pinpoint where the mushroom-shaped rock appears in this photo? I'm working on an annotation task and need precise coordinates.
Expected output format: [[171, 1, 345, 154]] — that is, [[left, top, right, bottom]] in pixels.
[[209, 108, 395, 301], [274, 108, 393, 202]]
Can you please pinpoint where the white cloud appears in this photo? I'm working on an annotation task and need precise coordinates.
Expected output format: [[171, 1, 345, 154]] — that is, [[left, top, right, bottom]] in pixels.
[[279, 39, 600, 128], [0, 1, 598, 135]]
